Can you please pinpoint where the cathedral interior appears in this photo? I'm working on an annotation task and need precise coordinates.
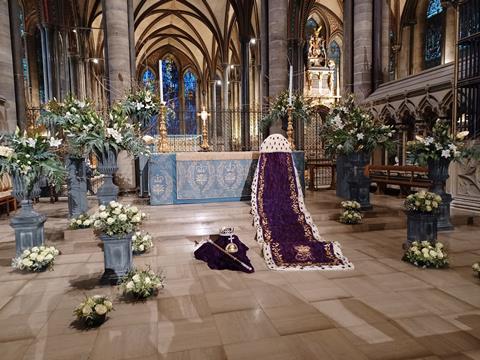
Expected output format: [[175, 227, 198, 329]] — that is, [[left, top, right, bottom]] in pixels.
[[0, 0, 480, 359]]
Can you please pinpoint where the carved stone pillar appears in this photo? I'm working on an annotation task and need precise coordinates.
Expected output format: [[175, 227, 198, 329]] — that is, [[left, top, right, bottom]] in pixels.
[[353, 0, 373, 100], [268, 0, 288, 97]]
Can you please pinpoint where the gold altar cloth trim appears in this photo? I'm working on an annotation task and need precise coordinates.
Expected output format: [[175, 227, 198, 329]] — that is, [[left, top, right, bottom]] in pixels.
[[175, 152, 260, 161]]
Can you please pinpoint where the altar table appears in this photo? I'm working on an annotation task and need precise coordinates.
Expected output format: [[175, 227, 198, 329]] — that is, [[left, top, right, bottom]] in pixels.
[[148, 151, 305, 205]]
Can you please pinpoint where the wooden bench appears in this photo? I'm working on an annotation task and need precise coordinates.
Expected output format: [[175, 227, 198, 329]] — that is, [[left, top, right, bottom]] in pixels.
[[366, 165, 431, 195], [0, 173, 16, 216]]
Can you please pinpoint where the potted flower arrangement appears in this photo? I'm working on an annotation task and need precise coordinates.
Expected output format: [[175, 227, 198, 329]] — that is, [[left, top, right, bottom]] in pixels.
[[472, 262, 480, 279], [0, 130, 65, 254], [132, 231, 154, 255], [12, 245, 60, 272], [321, 95, 395, 209], [74, 295, 113, 327], [39, 96, 103, 217], [68, 213, 92, 230], [82, 104, 148, 205], [65, 213, 94, 242], [404, 190, 442, 247], [339, 201, 363, 224], [91, 201, 146, 283], [407, 120, 473, 231], [122, 88, 160, 130], [402, 241, 448, 269], [260, 91, 313, 134], [119, 266, 165, 299]]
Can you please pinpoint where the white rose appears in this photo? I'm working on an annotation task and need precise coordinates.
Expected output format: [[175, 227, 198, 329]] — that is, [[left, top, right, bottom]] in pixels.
[[31, 247, 39, 252], [113, 208, 121, 215], [22, 258, 33, 266], [99, 205, 106, 211], [126, 281, 134, 290], [36, 255, 45, 262], [144, 277, 151, 284], [82, 306, 92, 315], [118, 214, 127, 221], [94, 304, 108, 315], [99, 212, 108, 219], [132, 215, 141, 223], [29, 253, 37, 260], [83, 220, 91, 226], [106, 217, 115, 225], [132, 274, 141, 283], [45, 253, 53, 261]]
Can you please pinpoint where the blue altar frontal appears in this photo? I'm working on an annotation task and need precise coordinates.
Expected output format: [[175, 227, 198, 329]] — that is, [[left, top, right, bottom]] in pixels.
[[148, 151, 305, 205]]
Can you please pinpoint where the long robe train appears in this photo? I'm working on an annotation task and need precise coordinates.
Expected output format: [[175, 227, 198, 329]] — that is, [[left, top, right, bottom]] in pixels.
[[251, 134, 354, 271]]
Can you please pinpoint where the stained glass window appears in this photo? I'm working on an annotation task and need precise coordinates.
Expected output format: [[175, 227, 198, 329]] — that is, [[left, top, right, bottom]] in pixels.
[[426, 0, 443, 18], [162, 57, 180, 134], [183, 70, 197, 135], [424, 0, 445, 69], [141, 68, 155, 92]]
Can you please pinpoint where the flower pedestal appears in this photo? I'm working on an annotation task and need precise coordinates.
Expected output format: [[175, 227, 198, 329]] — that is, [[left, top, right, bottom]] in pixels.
[[66, 156, 88, 217], [428, 159, 454, 231], [405, 211, 437, 248], [96, 150, 119, 205], [336, 155, 351, 199], [347, 152, 372, 210], [99, 233, 132, 284], [10, 176, 46, 256]]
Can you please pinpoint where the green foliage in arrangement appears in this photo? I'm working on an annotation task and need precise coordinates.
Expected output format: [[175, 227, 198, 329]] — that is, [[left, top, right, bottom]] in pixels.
[[403, 241, 448, 268]]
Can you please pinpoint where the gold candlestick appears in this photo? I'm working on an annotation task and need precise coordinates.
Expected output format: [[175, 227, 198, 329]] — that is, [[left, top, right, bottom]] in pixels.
[[287, 105, 295, 150], [157, 103, 170, 153], [198, 106, 210, 152]]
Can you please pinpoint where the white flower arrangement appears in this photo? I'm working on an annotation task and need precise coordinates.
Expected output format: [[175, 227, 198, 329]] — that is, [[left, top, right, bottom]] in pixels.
[[339, 201, 362, 224], [472, 262, 480, 278], [405, 191, 442, 213], [341, 201, 361, 211], [403, 241, 448, 268], [122, 88, 160, 125], [68, 213, 93, 230], [119, 266, 165, 299], [12, 246, 60, 272], [132, 231, 154, 254], [74, 295, 113, 327], [407, 120, 474, 165], [91, 201, 146, 236]]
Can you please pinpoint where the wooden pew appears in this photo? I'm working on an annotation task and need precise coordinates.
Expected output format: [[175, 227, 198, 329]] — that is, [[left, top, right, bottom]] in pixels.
[[366, 165, 431, 195]]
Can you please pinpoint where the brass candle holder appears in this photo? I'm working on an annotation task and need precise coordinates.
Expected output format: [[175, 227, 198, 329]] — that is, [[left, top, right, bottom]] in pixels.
[[287, 105, 295, 150], [198, 107, 210, 152], [157, 103, 170, 153]]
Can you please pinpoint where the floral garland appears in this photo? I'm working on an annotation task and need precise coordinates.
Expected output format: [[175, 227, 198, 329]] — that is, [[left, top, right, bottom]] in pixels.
[[0, 130, 65, 193], [407, 120, 473, 165], [403, 241, 448, 268], [321, 95, 395, 156], [260, 91, 314, 132], [404, 191, 442, 213]]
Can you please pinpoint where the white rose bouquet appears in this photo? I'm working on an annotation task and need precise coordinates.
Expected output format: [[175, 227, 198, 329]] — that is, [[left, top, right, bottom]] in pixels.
[[74, 295, 113, 327], [119, 266, 165, 299], [321, 95, 395, 156], [402, 241, 448, 268], [68, 213, 93, 230], [472, 262, 480, 278], [339, 200, 363, 224], [405, 191, 442, 213], [12, 246, 60, 272], [132, 231, 154, 254], [91, 201, 146, 236]]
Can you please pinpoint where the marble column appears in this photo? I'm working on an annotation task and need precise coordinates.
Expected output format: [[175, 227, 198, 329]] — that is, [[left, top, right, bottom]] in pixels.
[[102, 0, 135, 191], [353, 0, 373, 100], [0, 0, 18, 131], [268, 0, 288, 98]]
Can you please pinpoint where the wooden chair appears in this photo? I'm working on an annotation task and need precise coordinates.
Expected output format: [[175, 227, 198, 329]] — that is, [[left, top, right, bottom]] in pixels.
[[0, 174, 17, 216]]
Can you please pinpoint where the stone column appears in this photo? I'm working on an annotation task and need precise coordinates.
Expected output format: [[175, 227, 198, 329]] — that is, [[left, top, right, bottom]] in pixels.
[[268, 0, 288, 97], [343, 0, 354, 93], [381, 0, 391, 82], [240, 38, 250, 150], [260, 0, 269, 102], [353, 0, 373, 100], [0, 0, 18, 131], [102, 0, 135, 191], [372, 0, 383, 90]]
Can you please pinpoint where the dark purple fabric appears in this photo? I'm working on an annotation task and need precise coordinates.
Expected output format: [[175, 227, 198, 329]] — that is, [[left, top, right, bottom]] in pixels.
[[257, 152, 349, 269], [194, 235, 255, 273]]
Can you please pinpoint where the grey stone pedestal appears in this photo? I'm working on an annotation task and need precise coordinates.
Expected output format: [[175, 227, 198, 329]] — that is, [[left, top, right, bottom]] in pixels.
[[347, 152, 372, 210], [96, 149, 119, 205], [66, 157, 88, 217], [100, 233, 132, 284], [428, 159, 454, 231], [405, 211, 438, 248]]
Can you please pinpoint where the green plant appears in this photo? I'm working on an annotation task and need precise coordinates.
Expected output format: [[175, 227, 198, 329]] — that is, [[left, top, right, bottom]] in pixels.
[[321, 95, 395, 156], [402, 241, 448, 268], [0, 129, 66, 193], [404, 191, 442, 213], [119, 266, 165, 299], [122, 88, 160, 126], [260, 91, 314, 132]]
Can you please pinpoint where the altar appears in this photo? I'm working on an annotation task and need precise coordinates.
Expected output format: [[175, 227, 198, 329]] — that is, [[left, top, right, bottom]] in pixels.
[[148, 151, 305, 205]]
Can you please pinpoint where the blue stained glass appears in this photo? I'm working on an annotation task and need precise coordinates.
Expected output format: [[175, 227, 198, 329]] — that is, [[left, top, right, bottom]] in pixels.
[[142, 69, 155, 92], [162, 57, 180, 134], [427, 0, 443, 19], [183, 70, 197, 135]]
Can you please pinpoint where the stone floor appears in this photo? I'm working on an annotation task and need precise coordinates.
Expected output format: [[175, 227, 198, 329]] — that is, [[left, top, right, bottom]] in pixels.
[[0, 191, 479, 360]]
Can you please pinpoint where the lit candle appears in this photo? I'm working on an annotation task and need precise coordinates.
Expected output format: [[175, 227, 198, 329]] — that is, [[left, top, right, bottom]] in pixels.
[[288, 65, 293, 106], [159, 60, 164, 103]]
